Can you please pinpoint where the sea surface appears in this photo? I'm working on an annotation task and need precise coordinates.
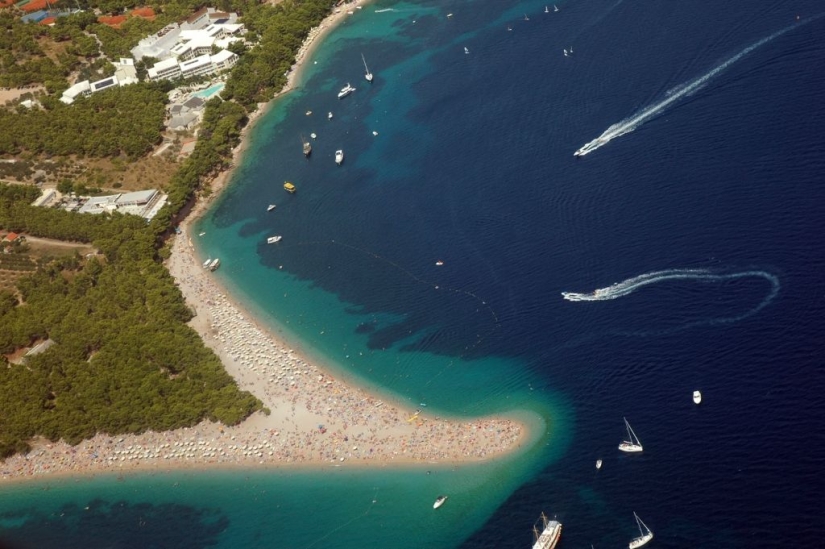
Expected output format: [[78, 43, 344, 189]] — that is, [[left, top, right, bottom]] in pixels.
[[3, 1, 825, 547]]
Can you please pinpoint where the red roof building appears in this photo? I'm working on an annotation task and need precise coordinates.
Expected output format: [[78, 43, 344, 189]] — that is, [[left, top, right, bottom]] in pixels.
[[39, 16, 57, 25], [21, 0, 49, 12], [3, 232, 20, 243]]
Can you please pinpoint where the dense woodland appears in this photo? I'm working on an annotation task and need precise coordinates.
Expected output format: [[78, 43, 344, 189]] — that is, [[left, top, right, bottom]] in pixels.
[[0, 0, 336, 458]]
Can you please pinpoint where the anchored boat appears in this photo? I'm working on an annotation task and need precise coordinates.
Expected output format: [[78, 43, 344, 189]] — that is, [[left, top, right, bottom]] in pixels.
[[532, 513, 562, 549]]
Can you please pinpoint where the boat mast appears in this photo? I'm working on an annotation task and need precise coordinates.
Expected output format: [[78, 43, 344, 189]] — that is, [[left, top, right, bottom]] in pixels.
[[634, 512, 649, 536]]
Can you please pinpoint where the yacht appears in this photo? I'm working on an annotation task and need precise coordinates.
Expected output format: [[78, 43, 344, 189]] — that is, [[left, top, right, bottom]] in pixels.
[[618, 417, 643, 453], [433, 495, 448, 509], [328, 112, 333, 120], [338, 83, 355, 99], [532, 513, 562, 549], [362, 53, 373, 82], [208, 258, 220, 271], [202, 258, 212, 269], [267, 236, 282, 244], [335, 150, 344, 165], [596, 459, 602, 470], [693, 390, 702, 404], [302, 138, 312, 157], [267, 204, 276, 212], [628, 512, 654, 549]]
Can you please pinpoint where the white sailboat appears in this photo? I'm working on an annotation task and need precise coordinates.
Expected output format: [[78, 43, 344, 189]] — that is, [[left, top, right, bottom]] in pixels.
[[362, 53, 373, 82], [628, 512, 654, 549], [618, 417, 643, 453]]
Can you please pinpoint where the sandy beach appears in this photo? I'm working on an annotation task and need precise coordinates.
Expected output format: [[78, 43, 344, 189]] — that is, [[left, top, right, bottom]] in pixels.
[[0, 1, 527, 482]]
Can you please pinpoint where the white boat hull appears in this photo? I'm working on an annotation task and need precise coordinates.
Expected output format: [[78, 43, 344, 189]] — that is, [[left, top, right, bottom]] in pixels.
[[629, 533, 653, 549], [619, 443, 643, 453], [693, 390, 702, 404]]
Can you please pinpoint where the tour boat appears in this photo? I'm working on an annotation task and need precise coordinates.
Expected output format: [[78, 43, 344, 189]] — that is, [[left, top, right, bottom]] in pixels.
[[628, 512, 654, 549], [618, 417, 643, 453], [338, 83, 355, 99], [532, 512, 562, 549], [284, 182, 296, 193], [335, 150, 344, 165], [267, 236, 282, 244], [362, 53, 373, 82], [693, 390, 702, 404], [433, 495, 447, 509], [267, 204, 276, 212]]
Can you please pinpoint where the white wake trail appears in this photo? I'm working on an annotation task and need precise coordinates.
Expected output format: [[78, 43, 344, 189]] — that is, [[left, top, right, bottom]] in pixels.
[[562, 269, 712, 301], [573, 19, 811, 157]]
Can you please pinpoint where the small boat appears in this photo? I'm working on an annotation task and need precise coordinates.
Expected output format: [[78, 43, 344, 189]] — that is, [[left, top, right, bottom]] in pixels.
[[202, 258, 212, 269], [208, 258, 220, 271], [267, 236, 282, 244], [338, 83, 355, 99], [554, 4, 559, 11], [310, 132, 317, 139], [198, 231, 206, 236], [563, 49, 568, 57], [433, 495, 447, 509], [693, 390, 702, 404], [302, 136, 312, 157], [464, 46, 470, 54], [618, 417, 643, 453], [532, 512, 562, 549], [545, 5, 549, 13], [335, 150, 344, 165], [524, 14, 529, 21], [305, 110, 312, 116], [362, 53, 373, 82], [328, 112, 333, 120], [284, 182, 296, 193], [267, 204, 276, 212], [628, 512, 654, 549], [596, 459, 602, 470], [435, 260, 444, 266], [372, 130, 379, 136]]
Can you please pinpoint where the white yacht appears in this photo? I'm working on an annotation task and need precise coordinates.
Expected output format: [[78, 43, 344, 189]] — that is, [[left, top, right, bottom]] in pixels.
[[693, 390, 702, 404], [335, 150, 344, 165], [532, 513, 562, 549], [362, 53, 373, 82], [338, 83, 355, 99], [596, 459, 602, 470], [267, 204, 276, 212], [267, 236, 282, 244], [433, 495, 447, 509], [328, 112, 333, 120], [628, 512, 654, 549], [618, 417, 643, 453]]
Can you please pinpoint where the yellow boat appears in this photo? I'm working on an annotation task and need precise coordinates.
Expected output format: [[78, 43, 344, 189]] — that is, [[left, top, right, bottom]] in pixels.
[[284, 182, 296, 193]]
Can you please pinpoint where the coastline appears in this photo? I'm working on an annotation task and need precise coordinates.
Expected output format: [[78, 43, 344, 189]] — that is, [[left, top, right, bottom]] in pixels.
[[0, 0, 531, 483]]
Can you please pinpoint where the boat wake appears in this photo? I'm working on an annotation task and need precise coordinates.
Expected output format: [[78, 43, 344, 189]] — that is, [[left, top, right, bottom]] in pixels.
[[562, 268, 780, 327], [573, 17, 819, 157]]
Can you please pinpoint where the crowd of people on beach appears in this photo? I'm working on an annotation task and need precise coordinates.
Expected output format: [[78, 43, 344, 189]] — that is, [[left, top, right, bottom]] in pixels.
[[0, 230, 522, 481]]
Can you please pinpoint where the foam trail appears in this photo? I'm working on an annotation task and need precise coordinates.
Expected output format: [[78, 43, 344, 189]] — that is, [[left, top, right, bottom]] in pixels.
[[573, 18, 814, 157], [562, 268, 713, 301]]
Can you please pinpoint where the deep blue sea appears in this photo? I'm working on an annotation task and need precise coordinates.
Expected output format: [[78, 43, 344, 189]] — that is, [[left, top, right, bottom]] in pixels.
[[3, 1, 825, 547]]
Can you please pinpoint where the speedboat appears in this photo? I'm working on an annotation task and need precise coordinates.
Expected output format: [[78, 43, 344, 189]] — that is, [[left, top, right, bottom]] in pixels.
[[433, 495, 447, 509], [267, 204, 276, 212], [337, 83, 355, 99], [335, 150, 344, 165], [693, 390, 702, 404], [267, 236, 282, 244]]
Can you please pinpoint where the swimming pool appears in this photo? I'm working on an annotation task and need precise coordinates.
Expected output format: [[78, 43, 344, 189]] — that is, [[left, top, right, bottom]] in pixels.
[[191, 82, 225, 99]]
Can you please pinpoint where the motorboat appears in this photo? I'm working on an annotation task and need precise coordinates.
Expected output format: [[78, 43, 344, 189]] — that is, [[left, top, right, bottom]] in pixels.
[[267, 236, 282, 244], [208, 258, 220, 271], [335, 150, 344, 165], [596, 459, 602, 470], [338, 83, 355, 99], [618, 417, 643, 453], [310, 133, 317, 139], [372, 130, 378, 136], [328, 112, 333, 120], [464, 46, 470, 54], [693, 390, 702, 404], [433, 495, 448, 509], [628, 512, 654, 549], [532, 513, 562, 549], [284, 182, 296, 193], [203, 258, 212, 269], [267, 204, 276, 212], [435, 260, 444, 266]]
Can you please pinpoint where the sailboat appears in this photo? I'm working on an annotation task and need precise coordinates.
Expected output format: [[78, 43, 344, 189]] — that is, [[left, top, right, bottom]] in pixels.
[[628, 512, 654, 549], [618, 417, 643, 453], [362, 53, 373, 82]]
